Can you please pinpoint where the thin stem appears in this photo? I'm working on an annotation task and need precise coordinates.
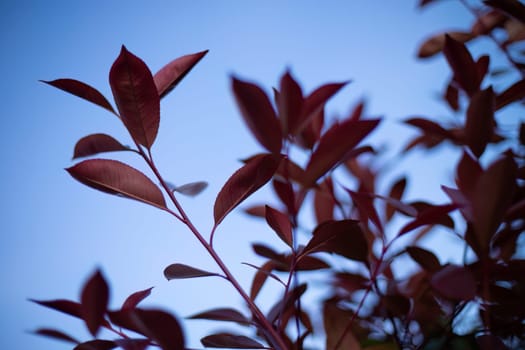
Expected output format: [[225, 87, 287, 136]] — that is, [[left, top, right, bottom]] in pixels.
[[139, 147, 288, 350]]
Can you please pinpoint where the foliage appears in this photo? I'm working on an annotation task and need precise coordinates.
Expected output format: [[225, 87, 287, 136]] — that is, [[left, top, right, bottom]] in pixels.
[[33, 1, 525, 349]]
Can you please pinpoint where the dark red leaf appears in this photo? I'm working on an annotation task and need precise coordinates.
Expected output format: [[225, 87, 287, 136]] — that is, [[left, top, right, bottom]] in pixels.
[[465, 87, 495, 157], [296, 81, 348, 136], [232, 77, 282, 153], [496, 78, 525, 110], [476, 55, 490, 85], [399, 203, 457, 235], [385, 177, 408, 221], [244, 205, 267, 218], [406, 246, 441, 272], [442, 186, 473, 222], [107, 309, 146, 336], [188, 307, 251, 325], [296, 107, 324, 149], [201, 333, 265, 348], [347, 189, 383, 232], [470, 154, 517, 256], [114, 339, 150, 350], [277, 71, 303, 135], [73, 133, 130, 159], [272, 179, 296, 217], [249, 261, 277, 300], [333, 272, 369, 293], [302, 118, 380, 187], [33, 328, 79, 344], [301, 219, 368, 263], [476, 334, 509, 350], [121, 287, 154, 311], [404, 118, 455, 140], [109, 46, 160, 148], [444, 81, 460, 111], [153, 50, 208, 99], [471, 10, 507, 35], [265, 205, 293, 246], [443, 34, 479, 96], [294, 256, 330, 271], [30, 299, 83, 320], [417, 31, 475, 58], [74, 340, 117, 350], [66, 159, 166, 209], [81, 269, 109, 336], [484, 0, 525, 24], [418, 0, 446, 8], [430, 265, 477, 301], [131, 309, 185, 350], [323, 300, 360, 350], [164, 263, 219, 280], [456, 151, 482, 198], [41, 79, 116, 114], [214, 154, 281, 226], [314, 178, 336, 224]]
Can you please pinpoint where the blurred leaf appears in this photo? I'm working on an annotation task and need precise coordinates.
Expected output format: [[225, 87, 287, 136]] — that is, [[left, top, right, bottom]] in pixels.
[[314, 178, 336, 224], [201, 333, 265, 348], [188, 307, 251, 325], [114, 339, 150, 350], [443, 34, 479, 96], [214, 154, 281, 226], [172, 181, 208, 197], [73, 133, 130, 159], [164, 263, 219, 280], [456, 151, 482, 198], [265, 205, 293, 246], [348, 189, 383, 232], [33, 328, 79, 344], [30, 299, 84, 320], [41, 78, 116, 114], [153, 50, 208, 99], [484, 0, 525, 24], [302, 219, 368, 263], [74, 340, 117, 350], [121, 287, 154, 311], [272, 179, 297, 217], [399, 203, 457, 235], [66, 159, 166, 209], [430, 265, 477, 301], [405, 117, 456, 140], [323, 300, 360, 350], [385, 177, 408, 220], [277, 70, 303, 135], [444, 82, 460, 111], [417, 31, 474, 58], [109, 46, 160, 148], [496, 78, 525, 110], [302, 118, 380, 187], [248, 261, 277, 300], [465, 87, 495, 157], [81, 269, 109, 336], [132, 309, 185, 350], [407, 246, 441, 272], [471, 10, 507, 35], [232, 77, 282, 153]]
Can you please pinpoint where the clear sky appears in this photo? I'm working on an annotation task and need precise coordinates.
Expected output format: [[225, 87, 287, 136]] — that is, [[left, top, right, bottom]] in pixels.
[[0, 1, 502, 349]]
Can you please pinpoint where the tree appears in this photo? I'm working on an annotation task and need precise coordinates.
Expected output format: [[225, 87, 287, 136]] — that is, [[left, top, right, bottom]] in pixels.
[[32, 1, 525, 349]]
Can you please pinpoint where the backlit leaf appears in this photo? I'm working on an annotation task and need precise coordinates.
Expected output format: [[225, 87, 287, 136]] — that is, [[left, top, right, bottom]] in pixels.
[[33, 328, 79, 344], [465, 87, 495, 157], [406, 246, 441, 272], [314, 178, 336, 224], [121, 287, 154, 311], [164, 263, 219, 280], [188, 307, 251, 325], [154, 50, 208, 99], [214, 154, 281, 226], [347, 189, 383, 232], [430, 265, 476, 301], [74, 340, 117, 350], [232, 77, 282, 153], [81, 269, 109, 336], [277, 71, 303, 135], [41, 79, 116, 114], [399, 203, 457, 235], [201, 333, 265, 348], [443, 34, 479, 96], [265, 205, 293, 246], [302, 118, 380, 187], [110, 46, 160, 148], [66, 159, 166, 209], [73, 133, 130, 159]]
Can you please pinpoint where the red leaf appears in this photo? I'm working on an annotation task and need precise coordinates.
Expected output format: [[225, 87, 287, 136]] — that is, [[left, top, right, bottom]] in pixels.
[[399, 203, 457, 235], [114, 339, 150, 350], [73, 133, 130, 159], [110, 46, 160, 148], [496, 78, 525, 110], [201, 333, 265, 348], [121, 287, 154, 311], [456, 151, 482, 197], [444, 81, 460, 111], [476, 55, 490, 85], [417, 31, 475, 59], [296, 81, 348, 136], [406, 246, 441, 272], [249, 261, 276, 300], [430, 265, 476, 301], [33, 328, 79, 344], [214, 154, 281, 226], [418, 0, 446, 8], [443, 34, 479, 96], [347, 189, 383, 232], [30, 299, 83, 320], [66, 159, 166, 209], [301, 220, 368, 263], [232, 77, 282, 153], [302, 118, 380, 186], [385, 177, 408, 221], [74, 340, 117, 350], [188, 308, 251, 325], [471, 10, 507, 35], [163, 263, 219, 280], [41, 79, 116, 114], [272, 179, 297, 217], [484, 0, 525, 24], [404, 117, 455, 140], [265, 205, 293, 246], [132, 309, 185, 350], [277, 71, 303, 135], [465, 87, 495, 157], [81, 269, 109, 336], [154, 50, 208, 99]]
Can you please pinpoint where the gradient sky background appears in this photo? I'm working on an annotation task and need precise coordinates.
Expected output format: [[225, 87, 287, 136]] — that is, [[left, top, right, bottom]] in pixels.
[[0, 1, 516, 349]]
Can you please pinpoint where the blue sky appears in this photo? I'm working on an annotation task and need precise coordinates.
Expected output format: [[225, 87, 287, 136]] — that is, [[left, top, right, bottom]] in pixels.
[[0, 1, 501, 349]]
